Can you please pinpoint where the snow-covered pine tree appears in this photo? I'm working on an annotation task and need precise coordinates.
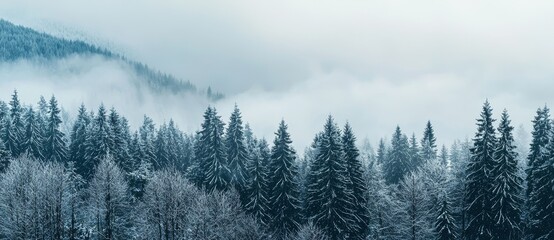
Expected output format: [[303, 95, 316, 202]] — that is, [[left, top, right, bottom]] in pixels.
[[0, 138, 9, 172], [81, 104, 113, 179], [490, 110, 522, 239], [154, 123, 169, 169], [398, 170, 434, 240], [435, 198, 457, 240], [409, 133, 423, 172], [43, 96, 68, 162], [268, 120, 301, 239], [421, 120, 438, 162], [376, 138, 387, 165], [306, 116, 357, 239], [139, 115, 157, 169], [244, 138, 271, 225], [528, 112, 554, 239], [69, 104, 90, 168], [465, 101, 497, 239], [439, 145, 448, 167], [342, 122, 369, 239], [384, 126, 411, 184], [4, 90, 24, 157], [449, 138, 471, 238], [0, 101, 7, 123], [525, 106, 551, 239], [108, 108, 131, 172], [225, 104, 250, 203], [196, 106, 231, 192], [22, 107, 44, 160]]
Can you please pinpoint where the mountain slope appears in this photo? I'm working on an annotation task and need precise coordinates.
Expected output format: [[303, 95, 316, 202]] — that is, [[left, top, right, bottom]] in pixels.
[[0, 19, 223, 100]]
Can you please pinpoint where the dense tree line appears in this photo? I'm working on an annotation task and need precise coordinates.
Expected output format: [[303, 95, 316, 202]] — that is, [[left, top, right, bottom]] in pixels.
[[0, 90, 550, 240]]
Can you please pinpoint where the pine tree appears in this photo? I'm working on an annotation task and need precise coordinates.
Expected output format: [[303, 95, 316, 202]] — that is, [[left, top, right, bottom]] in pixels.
[[342, 122, 369, 239], [108, 108, 131, 172], [409, 133, 423, 172], [154, 123, 169, 169], [225, 105, 250, 201], [0, 138, 9, 172], [383, 126, 411, 184], [376, 138, 387, 165], [43, 96, 68, 162], [139, 115, 157, 168], [268, 120, 301, 239], [421, 121, 437, 161], [69, 104, 90, 169], [196, 107, 231, 192], [128, 132, 151, 199], [82, 104, 112, 180], [306, 116, 357, 239], [22, 107, 44, 160], [4, 90, 24, 157], [244, 138, 271, 225], [0, 101, 7, 123], [465, 101, 497, 239], [490, 110, 522, 239], [525, 106, 551, 239], [439, 145, 449, 167], [436, 198, 457, 240]]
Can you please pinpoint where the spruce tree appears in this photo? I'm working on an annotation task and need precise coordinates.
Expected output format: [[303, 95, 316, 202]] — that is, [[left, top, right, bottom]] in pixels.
[[439, 145, 448, 167], [383, 126, 411, 184], [342, 122, 369, 239], [421, 121, 437, 161], [43, 96, 68, 162], [268, 120, 301, 239], [5, 90, 24, 157], [139, 115, 157, 167], [225, 105, 250, 201], [490, 110, 522, 239], [154, 123, 169, 169], [69, 104, 90, 168], [436, 198, 457, 240], [465, 101, 497, 239], [409, 133, 423, 172], [196, 107, 231, 192], [0, 138, 9, 172], [82, 104, 112, 179], [376, 138, 387, 165], [525, 106, 551, 239], [22, 107, 44, 160], [306, 116, 357, 239], [0, 101, 7, 123], [108, 108, 131, 172], [244, 138, 271, 225]]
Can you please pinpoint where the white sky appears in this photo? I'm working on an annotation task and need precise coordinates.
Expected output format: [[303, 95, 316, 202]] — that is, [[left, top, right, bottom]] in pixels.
[[1, 0, 553, 150]]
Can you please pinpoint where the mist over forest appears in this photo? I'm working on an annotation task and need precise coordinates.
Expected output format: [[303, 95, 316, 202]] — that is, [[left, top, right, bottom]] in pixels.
[[1, 1, 554, 239]]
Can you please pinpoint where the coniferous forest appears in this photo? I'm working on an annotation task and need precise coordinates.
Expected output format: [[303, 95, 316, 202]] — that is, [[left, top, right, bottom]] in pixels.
[[0, 90, 552, 240]]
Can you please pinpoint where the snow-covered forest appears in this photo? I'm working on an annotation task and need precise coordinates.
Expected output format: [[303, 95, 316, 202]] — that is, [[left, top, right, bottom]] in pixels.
[[0, 90, 551, 240]]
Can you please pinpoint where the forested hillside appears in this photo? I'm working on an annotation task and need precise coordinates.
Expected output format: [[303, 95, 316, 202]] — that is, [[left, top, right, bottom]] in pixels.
[[0, 19, 223, 100], [0, 90, 551, 240]]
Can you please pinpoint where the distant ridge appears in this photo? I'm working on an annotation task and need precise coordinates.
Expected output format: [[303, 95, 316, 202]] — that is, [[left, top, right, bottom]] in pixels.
[[0, 19, 224, 101]]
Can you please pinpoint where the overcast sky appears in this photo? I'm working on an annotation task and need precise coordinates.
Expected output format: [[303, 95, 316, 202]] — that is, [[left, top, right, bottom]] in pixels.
[[1, 0, 554, 150]]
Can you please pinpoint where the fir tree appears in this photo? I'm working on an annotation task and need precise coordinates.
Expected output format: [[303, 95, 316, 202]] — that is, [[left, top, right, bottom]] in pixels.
[[0, 138, 9, 172], [421, 121, 437, 161], [465, 101, 497, 239], [5, 90, 24, 157], [342, 122, 369, 239], [383, 126, 411, 184], [0, 101, 7, 123], [306, 116, 357, 239], [376, 138, 387, 165], [195, 107, 231, 192], [139, 115, 157, 168], [490, 110, 522, 239], [82, 104, 112, 179], [439, 145, 449, 167], [43, 96, 68, 162], [69, 104, 90, 168], [225, 105, 250, 201], [108, 108, 131, 172], [409, 133, 423, 172], [154, 123, 169, 169], [22, 107, 44, 160], [244, 138, 271, 225], [436, 198, 457, 240], [268, 120, 301, 239]]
